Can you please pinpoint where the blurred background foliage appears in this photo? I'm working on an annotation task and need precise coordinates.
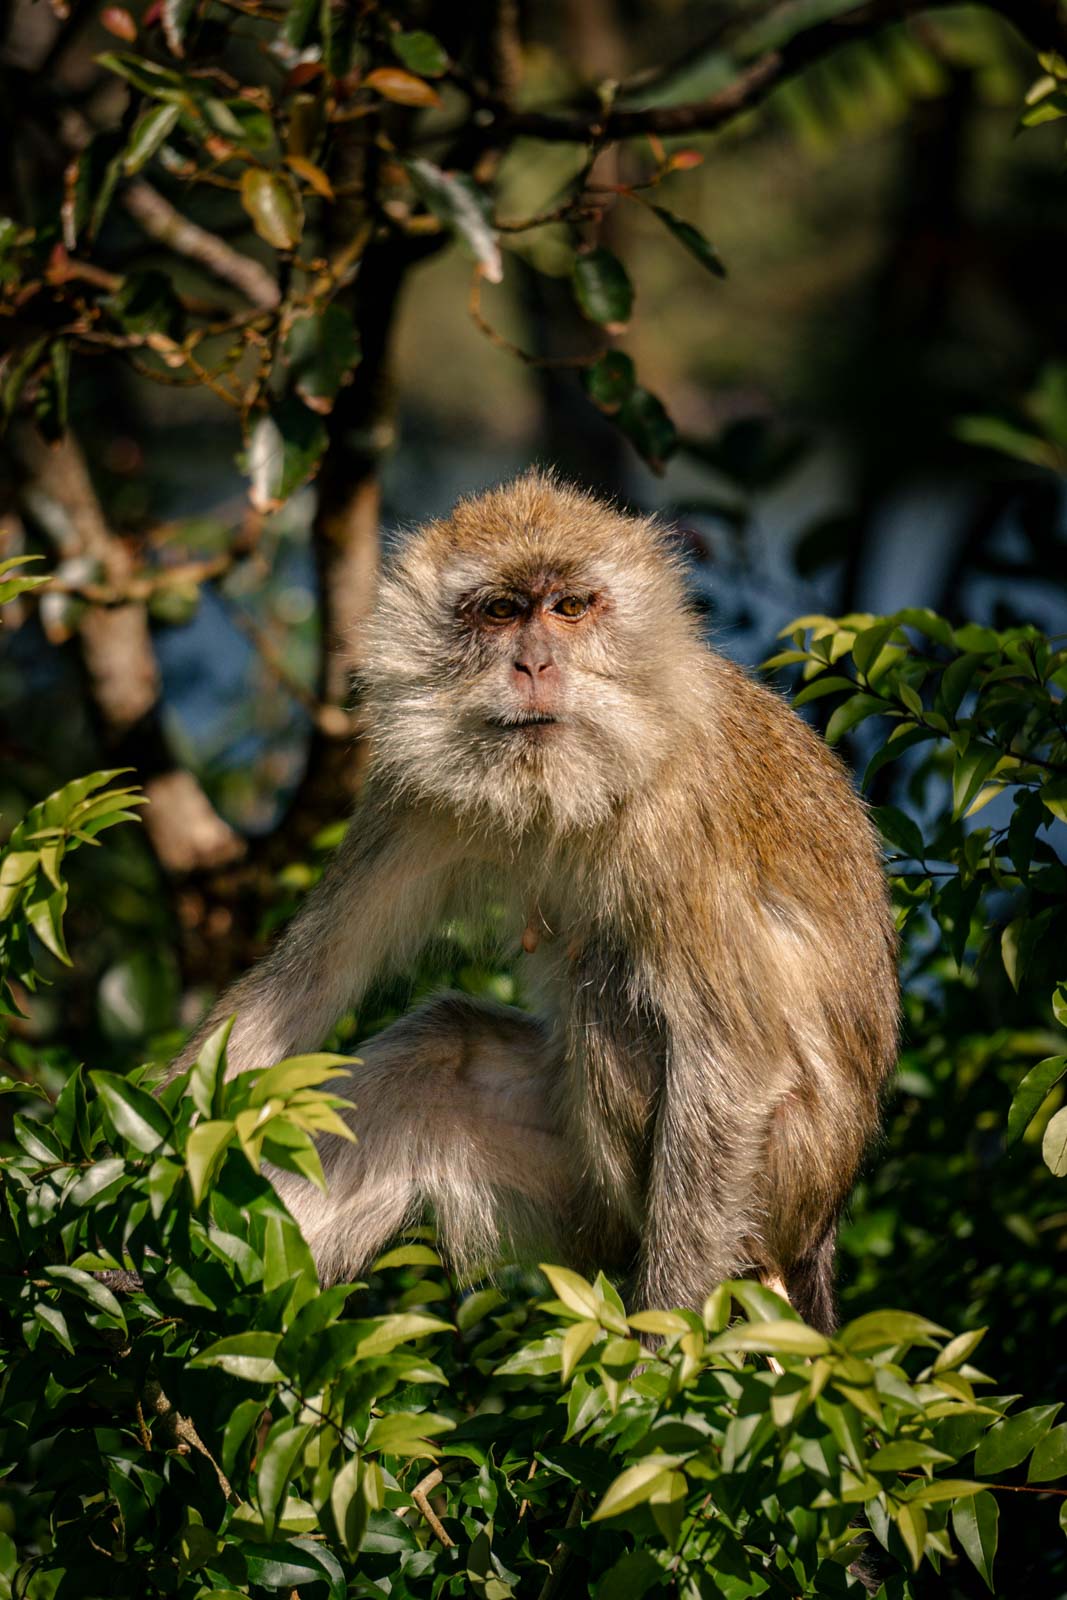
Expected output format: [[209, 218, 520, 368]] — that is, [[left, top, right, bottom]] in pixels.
[[2, 0, 1067, 1589]]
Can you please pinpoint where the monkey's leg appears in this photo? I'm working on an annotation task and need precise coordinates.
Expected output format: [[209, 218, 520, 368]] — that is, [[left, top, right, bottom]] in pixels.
[[274, 992, 575, 1286], [756, 1080, 869, 1334]]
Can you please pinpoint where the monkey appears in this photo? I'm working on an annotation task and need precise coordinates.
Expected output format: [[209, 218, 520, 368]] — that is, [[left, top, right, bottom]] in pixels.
[[174, 471, 898, 1332]]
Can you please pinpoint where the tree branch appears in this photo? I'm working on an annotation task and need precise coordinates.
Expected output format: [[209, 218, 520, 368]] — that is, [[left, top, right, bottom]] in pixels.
[[13, 427, 246, 874], [493, 0, 1067, 144], [121, 180, 281, 310]]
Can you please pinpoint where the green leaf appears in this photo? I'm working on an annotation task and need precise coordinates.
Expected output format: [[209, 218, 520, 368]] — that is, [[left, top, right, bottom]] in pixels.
[[373, 1242, 441, 1270], [191, 1331, 284, 1383], [283, 0, 318, 48], [648, 204, 726, 277], [707, 1319, 829, 1357], [366, 1410, 453, 1456], [933, 1327, 988, 1372], [1042, 1106, 1067, 1176], [582, 351, 636, 413], [0, 554, 47, 604], [592, 1455, 684, 1521], [1006, 1056, 1067, 1145], [456, 1287, 504, 1331], [392, 30, 448, 77], [353, 1313, 452, 1360], [868, 1441, 952, 1472], [825, 693, 888, 745], [539, 1264, 601, 1319], [257, 1423, 312, 1539], [955, 414, 1058, 470], [792, 674, 854, 707], [247, 395, 329, 511], [34, 1302, 74, 1353], [240, 169, 303, 250], [249, 1053, 354, 1104], [330, 1455, 366, 1559], [873, 804, 925, 860], [1028, 1423, 1067, 1482], [286, 305, 361, 414], [952, 744, 1001, 819], [628, 1309, 692, 1336], [952, 1490, 998, 1591], [189, 1015, 234, 1119], [894, 1500, 927, 1569], [617, 387, 677, 472], [106, 269, 184, 339], [974, 1404, 1060, 1474], [561, 1318, 601, 1382], [123, 102, 180, 174], [407, 158, 501, 282], [67, 1156, 127, 1208], [598, 1550, 666, 1600], [852, 621, 898, 679], [1041, 778, 1067, 824], [572, 248, 634, 327], [838, 1310, 947, 1353], [90, 1071, 173, 1154], [186, 1120, 235, 1205], [44, 1264, 126, 1330]]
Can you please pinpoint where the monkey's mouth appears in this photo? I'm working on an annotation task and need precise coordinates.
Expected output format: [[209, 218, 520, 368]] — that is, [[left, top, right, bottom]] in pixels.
[[485, 712, 559, 731]]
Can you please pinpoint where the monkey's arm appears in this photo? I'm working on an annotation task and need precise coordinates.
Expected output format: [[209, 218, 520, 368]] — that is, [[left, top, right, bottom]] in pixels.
[[175, 800, 459, 1075]]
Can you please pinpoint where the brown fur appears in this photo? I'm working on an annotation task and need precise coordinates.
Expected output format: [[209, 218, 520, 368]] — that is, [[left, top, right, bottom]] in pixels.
[[175, 473, 898, 1328]]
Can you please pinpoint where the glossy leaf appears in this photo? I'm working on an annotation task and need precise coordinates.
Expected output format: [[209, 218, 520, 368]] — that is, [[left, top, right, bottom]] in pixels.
[[286, 305, 361, 413], [392, 30, 448, 77], [572, 247, 634, 328], [649, 204, 726, 277], [974, 1404, 1060, 1474], [1005, 1056, 1067, 1145], [407, 158, 502, 282], [364, 67, 441, 107], [952, 1491, 998, 1591], [247, 396, 329, 511], [240, 169, 303, 250]]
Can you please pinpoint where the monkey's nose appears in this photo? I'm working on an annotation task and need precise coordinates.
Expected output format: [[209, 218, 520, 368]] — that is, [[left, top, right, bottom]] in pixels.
[[513, 653, 556, 680]]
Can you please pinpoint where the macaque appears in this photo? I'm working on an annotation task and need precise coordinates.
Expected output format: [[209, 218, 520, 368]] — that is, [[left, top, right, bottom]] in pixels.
[[176, 473, 897, 1330]]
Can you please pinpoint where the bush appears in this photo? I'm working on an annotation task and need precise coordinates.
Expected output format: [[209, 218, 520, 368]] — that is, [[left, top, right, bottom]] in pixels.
[[2, 605, 1067, 1597]]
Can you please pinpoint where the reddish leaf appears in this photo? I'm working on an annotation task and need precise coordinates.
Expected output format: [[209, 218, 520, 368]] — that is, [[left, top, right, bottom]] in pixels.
[[363, 67, 441, 108], [285, 155, 334, 199], [101, 6, 137, 40]]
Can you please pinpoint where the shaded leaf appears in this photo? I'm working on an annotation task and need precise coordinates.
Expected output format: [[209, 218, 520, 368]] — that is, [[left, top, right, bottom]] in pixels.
[[240, 169, 303, 250], [247, 396, 328, 511], [648, 204, 726, 277], [392, 31, 448, 77], [572, 247, 634, 328], [286, 305, 361, 413], [1006, 1056, 1066, 1145]]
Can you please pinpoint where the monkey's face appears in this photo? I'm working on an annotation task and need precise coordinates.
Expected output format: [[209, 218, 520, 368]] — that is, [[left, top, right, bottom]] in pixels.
[[361, 475, 700, 833]]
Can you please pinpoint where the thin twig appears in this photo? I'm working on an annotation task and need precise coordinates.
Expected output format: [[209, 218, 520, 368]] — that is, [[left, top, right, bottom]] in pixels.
[[535, 1489, 584, 1600], [410, 1468, 455, 1548], [142, 1375, 240, 1506], [122, 180, 281, 309], [468, 269, 598, 369]]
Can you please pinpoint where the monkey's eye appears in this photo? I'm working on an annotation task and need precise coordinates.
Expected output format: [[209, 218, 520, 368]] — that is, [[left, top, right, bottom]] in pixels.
[[553, 595, 589, 620], [483, 595, 521, 622]]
